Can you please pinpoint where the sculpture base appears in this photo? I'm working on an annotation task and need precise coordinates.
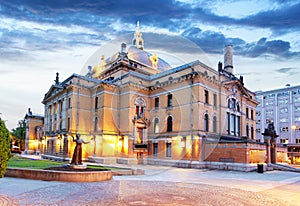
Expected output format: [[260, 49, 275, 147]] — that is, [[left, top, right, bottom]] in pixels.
[[68, 164, 87, 170]]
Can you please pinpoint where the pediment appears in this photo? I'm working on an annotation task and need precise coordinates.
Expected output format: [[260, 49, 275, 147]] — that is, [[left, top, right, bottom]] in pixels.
[[43, 84, 63, 101], [223, 80, 252, 98]]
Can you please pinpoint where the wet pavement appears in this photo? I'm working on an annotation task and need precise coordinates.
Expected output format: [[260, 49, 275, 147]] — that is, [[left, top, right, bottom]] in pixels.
[[1, 164, 300, 205]]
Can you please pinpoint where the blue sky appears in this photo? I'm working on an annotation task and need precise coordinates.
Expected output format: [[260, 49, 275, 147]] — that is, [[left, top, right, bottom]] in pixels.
[[0, 0, 300, 130]]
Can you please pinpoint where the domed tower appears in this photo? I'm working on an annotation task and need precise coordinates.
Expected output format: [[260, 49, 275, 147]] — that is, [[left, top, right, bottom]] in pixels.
[[132, 21, 144, 50]]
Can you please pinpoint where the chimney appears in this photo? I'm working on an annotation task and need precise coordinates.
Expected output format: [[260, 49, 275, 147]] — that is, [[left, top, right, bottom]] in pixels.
[[224, 45, 233, 73], [121, 43, 127, 54], [218, 61, 223, 73]]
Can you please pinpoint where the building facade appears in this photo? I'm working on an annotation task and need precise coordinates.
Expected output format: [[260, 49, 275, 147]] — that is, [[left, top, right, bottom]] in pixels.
[[38, 22, 284, 169], [256, 85, 300, 164], [24, 108, 44, 155]]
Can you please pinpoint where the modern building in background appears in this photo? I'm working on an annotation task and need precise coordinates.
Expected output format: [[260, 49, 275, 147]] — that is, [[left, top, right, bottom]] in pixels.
[[255, 85, 300, 163], [24, 22, 288, 170]]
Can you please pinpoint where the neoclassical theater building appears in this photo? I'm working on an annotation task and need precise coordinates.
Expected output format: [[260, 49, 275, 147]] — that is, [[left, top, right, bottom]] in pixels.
[[24, 22, 287, 170]]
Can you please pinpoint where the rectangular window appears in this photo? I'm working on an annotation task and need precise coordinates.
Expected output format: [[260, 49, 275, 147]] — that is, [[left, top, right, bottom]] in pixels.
[[213, 93, 217, 107], [153, 143, 158, 157], [295, 106, 300, 112], [155, 97, 159, 109], [95, 96, 98, 109], [236, 116, 240, 136], [68, 97, 72, 108], [230, 114, 235, 135], [251, 126, 254, 139], [280, 138, 288, 144], [246, 108, 249, 118], [251, 109, 254, 120], [226, 112, 230, 135], [166, 142, 172, 157], [67, 117, 70, 131], [204, 90, 209, 104], [167, 94, 173, 107], [296, 139, 300, 144], [280, 127, 289, 132]]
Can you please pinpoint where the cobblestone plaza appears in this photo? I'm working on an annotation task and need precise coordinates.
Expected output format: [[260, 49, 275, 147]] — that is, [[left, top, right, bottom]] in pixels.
[[1, 165, 300, 205]]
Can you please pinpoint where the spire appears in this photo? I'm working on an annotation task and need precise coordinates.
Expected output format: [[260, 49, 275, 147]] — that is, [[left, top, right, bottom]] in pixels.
[[132, 21, 144, 50]]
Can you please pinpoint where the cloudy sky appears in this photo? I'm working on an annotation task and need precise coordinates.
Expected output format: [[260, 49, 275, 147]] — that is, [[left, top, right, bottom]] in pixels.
[[1, 0, 300, 130]]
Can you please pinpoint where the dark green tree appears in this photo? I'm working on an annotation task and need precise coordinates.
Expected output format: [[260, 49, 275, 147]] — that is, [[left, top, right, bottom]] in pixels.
[[0, 117, 11, 178], [11, 119, 26, 151]]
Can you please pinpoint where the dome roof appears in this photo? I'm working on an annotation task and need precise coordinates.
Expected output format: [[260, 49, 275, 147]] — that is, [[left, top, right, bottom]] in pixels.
[[127, 46, 172, 71]]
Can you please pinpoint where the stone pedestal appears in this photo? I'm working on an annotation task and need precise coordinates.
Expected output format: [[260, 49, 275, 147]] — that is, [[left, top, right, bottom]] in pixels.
[[68, 164, 87, 170]]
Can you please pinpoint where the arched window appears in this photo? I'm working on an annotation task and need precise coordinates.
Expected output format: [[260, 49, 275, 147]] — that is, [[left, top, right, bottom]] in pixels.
[[213, 116, 217, 133], [167, 116, 173, 132], [135, 97, 146, 118], [204, 114, 209, 132], [154, 118, 159, 133], [94, 117, 98, 132]]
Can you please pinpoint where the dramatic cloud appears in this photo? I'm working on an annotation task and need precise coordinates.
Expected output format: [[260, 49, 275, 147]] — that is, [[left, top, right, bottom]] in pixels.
[[239, 2, 300, 34]]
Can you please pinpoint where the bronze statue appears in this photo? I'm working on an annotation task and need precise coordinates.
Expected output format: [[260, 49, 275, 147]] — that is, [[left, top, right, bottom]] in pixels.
[[71, 134, 89, 165]]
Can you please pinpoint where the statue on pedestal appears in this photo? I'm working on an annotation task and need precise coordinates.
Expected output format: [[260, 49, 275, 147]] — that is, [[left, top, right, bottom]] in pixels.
[[70, 134, 89, 165]]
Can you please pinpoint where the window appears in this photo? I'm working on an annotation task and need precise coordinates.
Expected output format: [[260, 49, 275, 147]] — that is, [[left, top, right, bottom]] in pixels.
[[213, 116, 217, 133], [256, 128, 261, 133], [246, 125, 249, 137], [154, 97, 159, 109], [204, 114, 209, 132], [251, 109, 254, 120], [246, 108, 249, 118], [256, 120, 261, 124], [154, 118, 159, 133], [213, 93, 217, 107], [153, 143, 158, 157], [166, 142, 172, 157], [68, 97, 72, 108], [236, 116, 240, 136], [167, 116, 173, 132], [280, 138, 288, 144], [251, 126, 254, 139], [94, 117, 98, 132], [59, 100, 63, 113], [295, 106, 300, 112], [294, 97, 300, 103], [230, 99, 236, 109], [67, 117, 70, 131], [295, 117, 300, 122], [280, 127, 289, 132], [167, 94, 173, 107], [204, 90, 209, 104], [135, 106, 144, 118], [236, 104, 240, 112], [266, 110, 273, 115], [95, 96, 98, 109], [296, 139, 300, 144], [280, 118, 288, 123], [280, 108, 288, 114]]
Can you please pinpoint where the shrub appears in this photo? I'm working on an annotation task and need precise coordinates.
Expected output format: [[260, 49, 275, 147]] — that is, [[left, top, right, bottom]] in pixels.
[[0, 118, 11, 178]]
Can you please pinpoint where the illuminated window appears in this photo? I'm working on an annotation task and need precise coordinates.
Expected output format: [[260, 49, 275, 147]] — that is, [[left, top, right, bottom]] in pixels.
[[154, 118, 159, 133]]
